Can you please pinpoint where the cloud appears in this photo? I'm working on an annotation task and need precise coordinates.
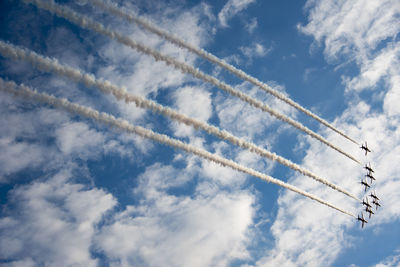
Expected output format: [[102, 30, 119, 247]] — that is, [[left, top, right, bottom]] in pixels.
[[0, 3, 258, 265], [215, 81, 296, 147], [171, 85, 213, 137], [0, 168, 116, 266], [344, 44, 400, 93], [6, 0, 400, 266], [218, 0, 256, 28], [298, 0, 400, 62], [0, 98, 69, 183], [260, 0, 400, 265], [94, 163, 255, 266], [0, 137, 44, 180], [256, 132, 360, 266], [374, 249, 400, 267], [55, 121, 105, 157], [239, 42, 272, 60], [245, 17, 258, 33]]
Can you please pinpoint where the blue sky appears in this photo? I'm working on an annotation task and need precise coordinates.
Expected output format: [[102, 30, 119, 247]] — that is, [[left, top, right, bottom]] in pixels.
[[0, 0, 399, 266]]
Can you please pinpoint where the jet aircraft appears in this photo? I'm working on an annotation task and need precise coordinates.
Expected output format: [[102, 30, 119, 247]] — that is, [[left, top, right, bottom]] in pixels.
[[358, 213, 368, 228], [365, 206, 375, 218], [361, 178, 370, 191], [361, 142, 371, 156], [366, 173, 376, 183], [362, 198, 372, 209], [372, 199, 381, 210], [370, 191, 380, 201], [364, 162, 374, 173]]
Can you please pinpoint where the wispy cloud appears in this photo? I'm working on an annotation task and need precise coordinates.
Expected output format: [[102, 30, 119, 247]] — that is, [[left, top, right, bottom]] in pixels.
[[262, 0, 400, 265], [374, 249, 400, 267], [21, 0, 360, 162], [0, 78, 356, 217], [0, 167, 116, 266], [218, 0, 256, 28], [95, 163, 254, 266], [86, 0, 359, 145], [0, 40, 360, 201], [239, 42, 272, 60], [298, 0, 400, 62], [245, 17, 258, 33]]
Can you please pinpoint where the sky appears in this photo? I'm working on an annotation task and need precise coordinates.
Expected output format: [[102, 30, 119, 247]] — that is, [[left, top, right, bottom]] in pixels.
[[0, 0, 399, 266]]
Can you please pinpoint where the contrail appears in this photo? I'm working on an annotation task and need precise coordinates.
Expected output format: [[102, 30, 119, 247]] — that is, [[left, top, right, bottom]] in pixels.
[[0, 40, 361, 202], [24, 0, 361, 165], [0, 78, 357, 218], [87, 0, 360, 146]]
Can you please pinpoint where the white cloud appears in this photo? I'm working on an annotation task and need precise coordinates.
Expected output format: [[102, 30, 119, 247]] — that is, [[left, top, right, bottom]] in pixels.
[[45, 26, 87, 69], [384, 75, 400, 117], [218, 0, 256, 28], [0, 103, 69, 183], [260, 1, 400, 266], [240, 42, 272, 61], [215, 82, 296, 147], [172, 86, 213, 137], [92, 1, 215, 129], [255, 124, 363, 266], [1, 2, 262, 265], [344, 44, 400, 93], [298, 0, 400, 62], [9, 0, 400, 266], [94, 163, 255, 267], [374, 249, 400, 267], [0, 169, 116, 266], [56, 121, 105, 157], [1, 258, 36, 267], [0, 137, 44, 180], [245, 17, 258, 33]]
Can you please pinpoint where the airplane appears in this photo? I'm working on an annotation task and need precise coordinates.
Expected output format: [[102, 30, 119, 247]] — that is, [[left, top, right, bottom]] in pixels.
[[361, 178, 370, 191], [365, 173, 376, 183], [365, 206, 375, 218], [372, 199, 381, 210], [364, 162, 374, 173], [361, 142, 371, 156], [358, 213, 368, 228], [362, 198, 372, 209], [370, 191, 380, 201]]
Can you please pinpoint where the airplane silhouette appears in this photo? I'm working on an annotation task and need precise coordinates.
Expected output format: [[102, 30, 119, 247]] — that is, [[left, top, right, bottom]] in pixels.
[[361, 142, 371, 156], [358, 213, 368, 228]]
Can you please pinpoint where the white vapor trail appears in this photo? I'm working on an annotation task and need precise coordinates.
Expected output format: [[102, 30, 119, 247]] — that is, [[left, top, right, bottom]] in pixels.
[[24, 0, 361, 165], [0, 40, 361, 202], [0, 78, 357, 218], [88, 0, 360, 146]]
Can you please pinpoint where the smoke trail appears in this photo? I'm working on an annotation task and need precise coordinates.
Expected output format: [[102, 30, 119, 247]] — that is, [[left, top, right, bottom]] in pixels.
[[0, 78, 357, 218], [24, 0, 361, 165], [0, 40, 361, 202], [88, 0, 360, 146]]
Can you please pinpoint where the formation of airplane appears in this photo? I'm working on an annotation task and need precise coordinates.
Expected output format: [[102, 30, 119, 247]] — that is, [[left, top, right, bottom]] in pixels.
[[358, 193, 381, 227], [358, 142, 382, 228], [370, 191, 381, 209]]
